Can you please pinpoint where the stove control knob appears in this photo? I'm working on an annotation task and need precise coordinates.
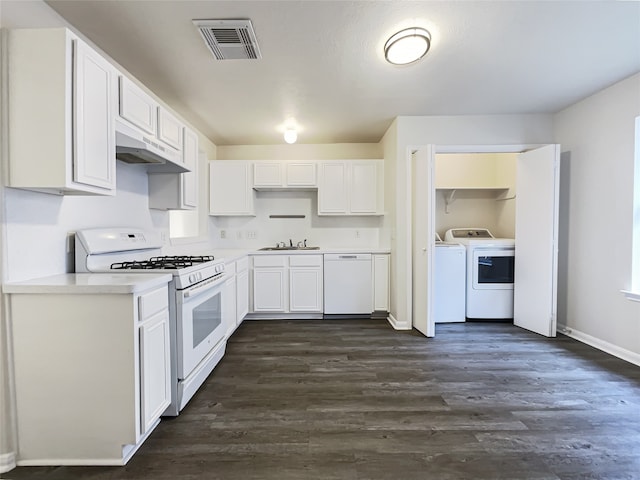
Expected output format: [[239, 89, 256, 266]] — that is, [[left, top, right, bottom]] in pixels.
[[189, 274, 196, 283], [197, 272, 202, 281]]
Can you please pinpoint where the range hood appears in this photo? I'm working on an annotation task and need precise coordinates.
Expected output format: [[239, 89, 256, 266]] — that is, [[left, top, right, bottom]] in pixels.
[[115, 120, 189, 173]]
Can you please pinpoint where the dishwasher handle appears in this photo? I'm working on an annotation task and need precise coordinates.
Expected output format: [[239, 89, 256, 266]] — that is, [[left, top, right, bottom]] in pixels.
[[324, 253, 372, 261]]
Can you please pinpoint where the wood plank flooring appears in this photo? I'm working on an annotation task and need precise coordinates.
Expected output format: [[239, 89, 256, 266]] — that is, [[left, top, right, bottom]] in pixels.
[[6, 320, 640, 480]]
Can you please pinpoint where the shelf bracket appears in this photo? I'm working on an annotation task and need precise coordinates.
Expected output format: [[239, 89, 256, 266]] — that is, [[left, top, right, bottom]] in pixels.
[[444, 189, 456, 214]]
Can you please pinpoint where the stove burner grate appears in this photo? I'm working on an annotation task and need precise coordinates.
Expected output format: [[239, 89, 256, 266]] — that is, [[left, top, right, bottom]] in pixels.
[[110, 255, 215, 270]]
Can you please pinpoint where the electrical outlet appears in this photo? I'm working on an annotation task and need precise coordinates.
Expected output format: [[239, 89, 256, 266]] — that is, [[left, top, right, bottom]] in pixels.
[[237, 230, 244, 240], [246, 230, 257, 240], [160, 232, 167, 244], [220, 229, 226, 239], [355, 230, 360, 238]]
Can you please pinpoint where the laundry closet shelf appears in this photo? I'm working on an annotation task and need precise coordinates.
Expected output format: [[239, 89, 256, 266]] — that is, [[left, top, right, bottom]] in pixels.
[[437, 188, 513, 213]]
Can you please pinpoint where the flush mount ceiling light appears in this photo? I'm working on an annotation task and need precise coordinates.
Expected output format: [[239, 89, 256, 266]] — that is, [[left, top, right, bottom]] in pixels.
[[284, 128, 298, 144], [384, 27, 431, 65]]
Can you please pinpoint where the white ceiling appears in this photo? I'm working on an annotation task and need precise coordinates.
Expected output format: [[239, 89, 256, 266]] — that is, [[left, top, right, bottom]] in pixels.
[[40, 1, 640, 145]]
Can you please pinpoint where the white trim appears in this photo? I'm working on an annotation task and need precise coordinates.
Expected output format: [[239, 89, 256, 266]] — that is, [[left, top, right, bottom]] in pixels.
[[0, 452, 16, 474], [621, 290, 640, 302], [387, 313, 411, 330], [557, 323, 640, 367], [434, 144, 545, 154]]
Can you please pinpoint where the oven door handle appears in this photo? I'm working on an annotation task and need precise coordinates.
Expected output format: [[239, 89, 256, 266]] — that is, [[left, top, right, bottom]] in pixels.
[[182, 274, 227, 300]]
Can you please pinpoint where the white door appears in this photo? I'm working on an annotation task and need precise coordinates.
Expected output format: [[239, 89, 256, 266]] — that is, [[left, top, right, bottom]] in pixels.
[[73, 39, 116, 191], [412, 147, 436, 337], [139, 310, 171, 434], [513, 144, 561, 337]]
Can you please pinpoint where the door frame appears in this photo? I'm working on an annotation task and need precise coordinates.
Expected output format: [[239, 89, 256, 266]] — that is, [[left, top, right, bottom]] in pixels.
[[406, 143, 551, 335]]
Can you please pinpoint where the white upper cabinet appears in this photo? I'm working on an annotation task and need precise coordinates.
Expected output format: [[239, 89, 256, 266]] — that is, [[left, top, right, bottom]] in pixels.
[[318, 160, 383, 215], [7, 28, 117, 195], [118, 76, 158, 135], [318, 162, 348, 214], [253, 161, 317, 189], [209, 161, 255, 216], [253, 162, 283, 188], [287, 162, 317, 187], [148, 126, 198, 210], [157, 107, 184, 151], [181, 128, 199, 208]]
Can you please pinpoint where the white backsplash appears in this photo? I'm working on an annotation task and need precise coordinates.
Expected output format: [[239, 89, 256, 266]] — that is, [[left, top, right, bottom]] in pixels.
[[4, 162, 166, 281], [209, 190, 383, 249]]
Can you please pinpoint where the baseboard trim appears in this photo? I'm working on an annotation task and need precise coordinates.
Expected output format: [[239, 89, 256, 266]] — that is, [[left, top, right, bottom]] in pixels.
[[557, 323, 640, 367], [0, 451, 16, 474], [387, 313, 411, 330]]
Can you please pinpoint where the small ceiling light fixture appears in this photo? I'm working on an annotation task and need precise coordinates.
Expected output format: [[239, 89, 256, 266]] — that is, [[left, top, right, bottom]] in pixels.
[[284, 128, 298, 144], [384, 27, 431, 65]]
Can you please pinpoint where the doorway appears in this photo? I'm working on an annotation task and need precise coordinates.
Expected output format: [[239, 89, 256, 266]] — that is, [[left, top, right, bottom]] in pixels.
[[410, 144, 560, 339]]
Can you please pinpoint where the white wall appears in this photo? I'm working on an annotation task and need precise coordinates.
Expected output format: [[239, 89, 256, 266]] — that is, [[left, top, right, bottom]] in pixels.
[[211, 143, 385, 250], [554, 73, 640, 358], [434, 153, 517, 239], [385, 114, 554, 329]]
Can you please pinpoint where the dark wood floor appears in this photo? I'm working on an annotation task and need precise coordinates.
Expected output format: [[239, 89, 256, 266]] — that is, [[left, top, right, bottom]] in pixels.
[[6, 320, 640, 480]]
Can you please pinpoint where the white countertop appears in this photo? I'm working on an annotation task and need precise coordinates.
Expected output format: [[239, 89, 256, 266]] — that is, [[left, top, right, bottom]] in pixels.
[[3, 273, 173, 294], [210, 247, 391, 261]]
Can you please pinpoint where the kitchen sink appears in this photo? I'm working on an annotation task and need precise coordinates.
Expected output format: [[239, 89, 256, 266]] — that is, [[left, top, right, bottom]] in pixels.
[[258, 246, 320, 251]]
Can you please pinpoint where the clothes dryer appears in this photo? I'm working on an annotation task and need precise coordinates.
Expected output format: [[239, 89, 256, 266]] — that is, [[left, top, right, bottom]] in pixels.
[[444, 228, 515, 319]]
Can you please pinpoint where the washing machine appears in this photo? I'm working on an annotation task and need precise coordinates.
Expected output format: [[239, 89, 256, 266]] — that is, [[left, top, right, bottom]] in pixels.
[[434, 234, 466, 323], [444, 228, 515, 319]]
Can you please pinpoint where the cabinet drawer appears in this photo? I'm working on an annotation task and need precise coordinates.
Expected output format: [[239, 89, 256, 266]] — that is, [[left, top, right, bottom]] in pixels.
[[138, 286, 168, 320], [289, 255, 323, 267], [253, 255, 286, 268], [236, 256, 249, 272]]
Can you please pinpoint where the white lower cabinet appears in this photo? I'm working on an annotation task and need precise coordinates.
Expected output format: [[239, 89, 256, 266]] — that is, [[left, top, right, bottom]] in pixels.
[[6, 281, 171, 465], [251, 255, 323, 314], [289, 255, 323, 312], [223, 274, 237, 337], [236, 257, 250, 325], [373, 254, 390, 312], [252, 256, 287, 312], [139, 306, 171, 434]]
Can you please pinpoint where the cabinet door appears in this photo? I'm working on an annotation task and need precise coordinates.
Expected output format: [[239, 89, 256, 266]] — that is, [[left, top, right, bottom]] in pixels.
[[350, 162, 378, 214], [254, 162, 283, 187], [236, 269, 249, 325], [158, 107, 184, 151], [253, 268, 286, 312], [223, 277, 237, 337], [318, 162, 348, 214], [73, 39, 116, 192], [373, 254, 390, 312], [182, 128, 199, 208], [286, 162, 317, 187], [139, 309, 171, 434], [209, 161, 254, 216], [119, 76, 157, 135], [289, 268, 323, 312]]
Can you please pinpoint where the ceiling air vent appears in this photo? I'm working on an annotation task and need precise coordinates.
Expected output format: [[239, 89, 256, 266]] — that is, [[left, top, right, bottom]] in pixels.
[[193, 19, 262, 60]]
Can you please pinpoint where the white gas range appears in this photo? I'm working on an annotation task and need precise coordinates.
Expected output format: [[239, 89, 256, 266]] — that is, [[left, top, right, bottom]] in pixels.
[[75, 227, 227, 415]]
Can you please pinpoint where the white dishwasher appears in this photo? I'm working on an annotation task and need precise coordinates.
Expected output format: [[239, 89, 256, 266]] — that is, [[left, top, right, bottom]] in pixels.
[[324, 253, 373, 314]]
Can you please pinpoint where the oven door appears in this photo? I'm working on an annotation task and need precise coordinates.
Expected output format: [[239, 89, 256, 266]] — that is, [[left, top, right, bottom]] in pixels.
[[176, 276, 226, 380], [471, 247, 515, 290]]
